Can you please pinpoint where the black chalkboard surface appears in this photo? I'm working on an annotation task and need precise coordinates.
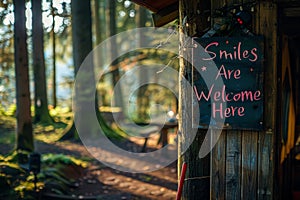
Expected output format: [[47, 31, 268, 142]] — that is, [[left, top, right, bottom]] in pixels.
[[192, 36, 264, 130]]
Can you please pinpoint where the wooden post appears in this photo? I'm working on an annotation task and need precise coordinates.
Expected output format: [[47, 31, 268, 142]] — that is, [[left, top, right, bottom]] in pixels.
[[255, 2, 277, 199], [178, 0, 211, 199]]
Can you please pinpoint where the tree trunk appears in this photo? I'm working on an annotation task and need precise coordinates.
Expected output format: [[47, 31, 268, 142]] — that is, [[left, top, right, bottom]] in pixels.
[[107, 0, 124, 110], [60, 0, 94, 140], [32, 0, 52, 124], [60, 0, 118, 141], [136, 5, 149, 121], [178, 0, 211, 199], [13, 0, 34, 152], [51, 0, 57, 108], [93, 0, 105, 108], [94, 0, 103, 46]]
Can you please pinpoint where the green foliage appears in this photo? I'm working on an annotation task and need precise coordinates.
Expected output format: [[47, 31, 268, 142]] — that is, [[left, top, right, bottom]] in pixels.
[[0, 150, 30, 163], [14, 181, 44, 199], [41, 167, 73, 189], [0, 111, 15, 125], [0, 151, 88, 199], [49, 106, 71, 117], [97, 111, 127, 140], [33, 110, 69, 143], [0, 161, 26, 175], [5, 104, 16, 116], [0, 104, 6, 115], [0, 151, 33, 199], [0, 129, 15, 145], [0, 151, 89, 199], [0, 114, 16, 149], [38, 153, 88, 195], [42, 153, 88, 168]]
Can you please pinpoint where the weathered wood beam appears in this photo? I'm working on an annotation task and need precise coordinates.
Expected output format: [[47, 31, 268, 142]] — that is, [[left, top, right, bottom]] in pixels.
[[152, 2, 179, 27], [255, 2, 277, 199], [178, 0, 211, 199]]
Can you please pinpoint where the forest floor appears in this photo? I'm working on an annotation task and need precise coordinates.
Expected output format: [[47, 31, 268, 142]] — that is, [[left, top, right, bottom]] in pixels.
[[0, 116, 178, 200]]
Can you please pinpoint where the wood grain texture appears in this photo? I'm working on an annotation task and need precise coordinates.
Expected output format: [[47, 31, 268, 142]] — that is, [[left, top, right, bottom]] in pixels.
[[225, 130, 242, 200], [255, 2, 277, 199], [258, 133, 273, 200], [211, 130, 226, 200], [255, 1, 277, 131], [178, 0, 211, 199], [241, 131, 258, 200]]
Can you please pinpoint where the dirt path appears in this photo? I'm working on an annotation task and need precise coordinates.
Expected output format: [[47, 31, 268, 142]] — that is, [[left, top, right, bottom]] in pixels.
[[0, 136, 178, 200], [35, 140, 178, 200], [0, 116, 179, 200]]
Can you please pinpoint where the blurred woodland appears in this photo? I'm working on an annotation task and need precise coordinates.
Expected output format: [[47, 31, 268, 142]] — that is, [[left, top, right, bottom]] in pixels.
[[0, 0, 179, 199]]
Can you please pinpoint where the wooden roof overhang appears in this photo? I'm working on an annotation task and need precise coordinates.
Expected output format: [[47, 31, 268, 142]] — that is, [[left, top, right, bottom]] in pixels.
[[130, 0, 179, 27]]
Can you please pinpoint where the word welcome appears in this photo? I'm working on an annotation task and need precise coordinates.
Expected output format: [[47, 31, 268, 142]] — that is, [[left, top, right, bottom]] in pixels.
[[194, 85, 261, 103], [194, 84, 261, 119]]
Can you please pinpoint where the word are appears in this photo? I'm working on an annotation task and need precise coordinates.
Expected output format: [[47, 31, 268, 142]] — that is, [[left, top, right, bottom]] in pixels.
[[215, 64, 240, 80]]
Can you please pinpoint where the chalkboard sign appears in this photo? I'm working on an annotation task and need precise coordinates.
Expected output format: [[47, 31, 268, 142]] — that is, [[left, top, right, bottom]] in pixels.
[[192, 37, 264, 130]]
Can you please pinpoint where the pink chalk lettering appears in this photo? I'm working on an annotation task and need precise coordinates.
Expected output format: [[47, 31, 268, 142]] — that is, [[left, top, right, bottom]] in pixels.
[[215, 65, 241, 80], [202, 41, 259, 62], [212, 103, 246, 119]]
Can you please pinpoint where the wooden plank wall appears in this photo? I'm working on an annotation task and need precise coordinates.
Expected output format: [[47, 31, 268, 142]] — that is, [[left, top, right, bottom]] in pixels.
[[210, 1, 277, 199]]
